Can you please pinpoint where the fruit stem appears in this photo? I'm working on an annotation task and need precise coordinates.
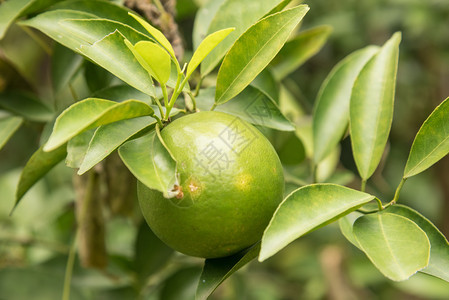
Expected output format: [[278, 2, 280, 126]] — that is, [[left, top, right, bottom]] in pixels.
[[361, 179, 367, 192], [187, 91, 197, 112], [383, 177, 407, 209], [161, 83, 169, 108], [165, 72, 183, 119], [153, 97, 165, 119], [193, 77, 203, 97]]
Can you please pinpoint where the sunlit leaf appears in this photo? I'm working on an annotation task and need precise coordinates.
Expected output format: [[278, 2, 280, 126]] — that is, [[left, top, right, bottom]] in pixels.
[[0, 116, 23, 150], [21, 13, 156, 96], [120, 131, 178, 198], [78, 116, 156, 175], [187, 28, 234, 79], [12, 144, 67, 212], [215, 5, 309, 105], [197, 86, 294, 131], [353, 212, 430, 281], [131, 40, 171, 84], [201, 0, 286, 76], [128, 12, 176, 60], [350, 32, 401, 180], [43, 98, 154, 151], [313, 46, 379, 163], [196, 242, 260, 300], [387, 205, 449, 282], [404, 97, 449, 178], [271, 25, 333, 80], [259, 184, 375, 261]]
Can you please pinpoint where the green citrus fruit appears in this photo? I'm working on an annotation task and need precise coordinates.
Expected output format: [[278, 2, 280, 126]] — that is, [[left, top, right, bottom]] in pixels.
[[138, 111, 284, 258]]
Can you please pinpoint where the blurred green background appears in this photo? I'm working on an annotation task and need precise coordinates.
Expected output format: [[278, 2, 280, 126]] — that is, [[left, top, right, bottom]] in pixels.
[[1, 0, 449, 299]]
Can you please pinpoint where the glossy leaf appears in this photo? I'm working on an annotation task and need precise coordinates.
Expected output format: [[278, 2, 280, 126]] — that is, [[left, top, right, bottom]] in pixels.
[[201, 0, 286, 76], [192, 0, 226, 49], [119, 131, 178, 198], [0, 116, 23, 150], [353, 212, 430, 281], [128, 12, 176, 60], [21, 13, 156, 96], [350, 32, 401, 180], [0, 92, 54, 122], [404, 97, 449, 178], [65, 129, 95, 168], [387, 205, 449, 282], [132, 41, 171, 84], [313, 46, 379, 163], [259, 184, 375, 261], [0, 0, 30, 39], [43, 98, 154, 151], [12, 144, 67, 212], [197, 86, 294, 131], [196, 242, 260, 300], [78, 116, 156, 175], [215, 5, 309, 105], [187, 28, 234, 79], [162, 267, 201, 300], [271, 25, 333, 80], [49, 0, 146, 32]]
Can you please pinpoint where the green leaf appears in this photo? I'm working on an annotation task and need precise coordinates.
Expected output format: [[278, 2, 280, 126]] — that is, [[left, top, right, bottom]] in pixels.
[[250, 68, 279, 103], [338, 212, 363, 249], [161, 267, 202, 300], [21, 12, 156, 96], [65, 129, 95, 168], [196, 242, 260, 300], [0, 91, 54, 122], [259, 184, 375, 261], [78, 116, 156, 175], [271, 25, 333, 80], [0, 0, 30, 39], [404, 97, 449, 178], [130, 40, 171, 85], [387, 205, 449, 282], [353, 212, 430, 281], [119, 131, 178, 198], [215, 5, 309, 105], [313, 46, 379, 163], [349, 32, 401, 180], [84, 60, 114, 93], [192, 0, 226, 49], [197, 86, 294, 131], [134, 221, 173, 285], [187, 28, 234, 80], [49, 0, 146, 32], [201, 0, 286, 76], [12, 144, 67, 212], [43, 98, 155, 151], [92, 85, 153, 104], [128, 12, 176, 60], [51, 43, 83, 93], [0, 116, 23, 150]]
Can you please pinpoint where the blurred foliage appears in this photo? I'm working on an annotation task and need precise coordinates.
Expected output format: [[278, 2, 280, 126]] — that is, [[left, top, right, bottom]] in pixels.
[[1, 0, 449, 299]]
